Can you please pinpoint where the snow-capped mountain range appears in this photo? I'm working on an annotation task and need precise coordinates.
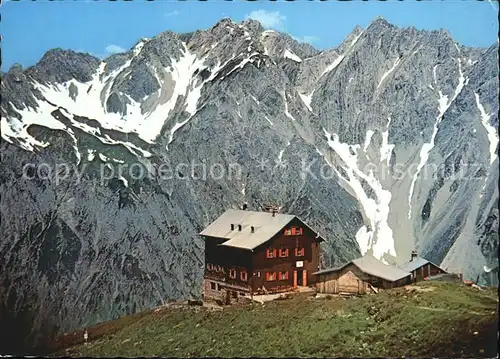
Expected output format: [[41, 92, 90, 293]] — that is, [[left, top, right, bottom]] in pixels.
[[0, 17, 498, 348]]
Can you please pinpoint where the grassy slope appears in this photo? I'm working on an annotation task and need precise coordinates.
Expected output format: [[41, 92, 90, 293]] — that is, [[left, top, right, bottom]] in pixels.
[[54, 282, 498, 358]]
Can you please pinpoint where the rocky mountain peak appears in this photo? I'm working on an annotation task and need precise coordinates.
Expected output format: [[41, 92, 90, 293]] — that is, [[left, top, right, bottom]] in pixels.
[[240, 18, 265, 36], [351, 25, 364, 37], [7, 63, 24, 77], [369, 16, 392, 29], [30, 48, 101, 84], [213, 17, 236, 28]]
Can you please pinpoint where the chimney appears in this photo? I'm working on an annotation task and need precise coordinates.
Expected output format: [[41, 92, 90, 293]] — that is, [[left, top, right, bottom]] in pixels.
[[265, 204, 280, 214], [238, 224, 242, 231], [251, 226, 255, 233], [410, 249, 418, 262], [242, 202, 248, 210], [231, 224, 235, 230]]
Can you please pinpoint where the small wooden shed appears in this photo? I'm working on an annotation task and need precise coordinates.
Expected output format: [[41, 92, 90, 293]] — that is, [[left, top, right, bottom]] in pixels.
[[313, 255, 412, 295], [398, 252, 447, 283]]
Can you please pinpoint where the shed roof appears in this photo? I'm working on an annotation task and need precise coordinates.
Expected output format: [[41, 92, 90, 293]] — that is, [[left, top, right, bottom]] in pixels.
[[199, 209, 323, 250], [398, 256, 444, 273], [314, 255, 412, 282]]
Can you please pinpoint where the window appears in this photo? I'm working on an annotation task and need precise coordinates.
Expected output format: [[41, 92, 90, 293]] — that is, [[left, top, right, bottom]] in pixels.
[[284, 227, 303, 235], [266, 272, 276, 281], [207, 263, 214, 271], [295, 248, 305, 257], [210, 282, 216, 290], [257, 272, 261, 278], [279, 248, 289, 257], [229, 269, 237, 279], [240, 271, 248, 281], [232, 291, 238, 298], [266, 249, 277, 258], [279, 271, 289, 280]]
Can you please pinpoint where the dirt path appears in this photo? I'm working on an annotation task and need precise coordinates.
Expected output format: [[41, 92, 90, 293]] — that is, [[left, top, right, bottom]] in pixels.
[[414, 306, 487, 315]]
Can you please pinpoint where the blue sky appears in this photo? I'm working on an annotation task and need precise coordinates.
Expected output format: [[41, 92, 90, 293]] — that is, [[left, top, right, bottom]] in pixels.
[[1, 0, 498, 72]]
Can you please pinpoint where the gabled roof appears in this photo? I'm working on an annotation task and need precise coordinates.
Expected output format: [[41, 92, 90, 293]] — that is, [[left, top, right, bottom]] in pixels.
[[199, 209, 323, 250], [398, 256, 444, 273], [314, 255, 412, 282]]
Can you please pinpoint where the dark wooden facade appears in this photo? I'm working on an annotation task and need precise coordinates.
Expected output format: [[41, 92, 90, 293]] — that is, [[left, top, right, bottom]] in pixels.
[[409, 262, 446, 283], [202, 217, 322, 303]]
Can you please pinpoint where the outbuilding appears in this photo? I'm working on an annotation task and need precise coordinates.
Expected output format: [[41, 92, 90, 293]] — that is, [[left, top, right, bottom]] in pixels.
[[314, 255, 412, 295], [398, 250, 447, 283]]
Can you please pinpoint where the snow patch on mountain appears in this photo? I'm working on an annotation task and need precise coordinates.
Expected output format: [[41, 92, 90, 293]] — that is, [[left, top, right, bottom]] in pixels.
[[61, 109, 152, 158], [283, 49, 302, 63], [133, 39, 149, 57], [99, 153, 109, 162], [218, 52, 260, 81], [363, 130, 375, 152], [87, 149, 96, 161], [474, 92, 498, 165], [407, 59, 468, 219], [22, 43, 210, 149], [1, 102, 65, 151], [65, 128, 81, 165], [119, 176, 129, 187], [377, 57, 401, 89], [351, 32, 363, 46], [355, 226, 373, 255], [321, 55, 345, 77], [278, 141, 291, 162], [379, 117, 395, 166], [432, 65, 438, 85], [298, 91, 314, 112], [323, 129, 396, 259], [283, 93, 296, 122]]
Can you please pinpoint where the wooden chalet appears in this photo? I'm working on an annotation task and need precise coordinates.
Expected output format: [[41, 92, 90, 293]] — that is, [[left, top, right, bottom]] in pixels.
[[398, 250, 447, 283], [314, 255, 412, 295], [200, 207, 324, 303]]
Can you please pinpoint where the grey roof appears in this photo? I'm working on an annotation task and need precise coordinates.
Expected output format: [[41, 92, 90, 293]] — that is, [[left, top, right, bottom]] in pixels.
[[314, 255, 412, 282], [314, 266, 344, 276], [199, 209, 323, 250], [398, 256, 443, 273]]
